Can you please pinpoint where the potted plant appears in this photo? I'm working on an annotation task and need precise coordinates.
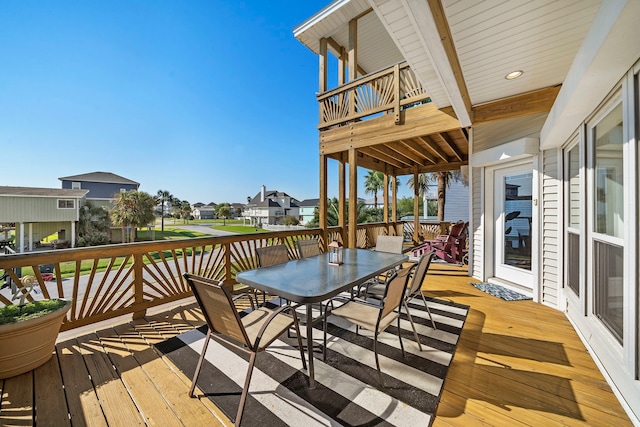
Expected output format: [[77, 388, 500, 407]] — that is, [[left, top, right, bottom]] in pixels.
[[0, 275, 72, 379]]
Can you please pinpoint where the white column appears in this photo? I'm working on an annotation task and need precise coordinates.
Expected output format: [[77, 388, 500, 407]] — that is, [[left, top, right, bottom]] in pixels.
[[28, 223, 33, 251], [70, 221, 76, 248], [19, 222, 25, 253]]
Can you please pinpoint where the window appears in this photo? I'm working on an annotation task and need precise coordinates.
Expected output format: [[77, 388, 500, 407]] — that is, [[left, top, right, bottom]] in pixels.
[[71, 182, 81, 189], [58, 199, 75, 209], [590, 99, 624, 343]]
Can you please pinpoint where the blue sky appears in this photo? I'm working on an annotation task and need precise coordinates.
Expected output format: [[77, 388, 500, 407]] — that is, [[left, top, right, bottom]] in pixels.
[[0, 1, 415, 204]]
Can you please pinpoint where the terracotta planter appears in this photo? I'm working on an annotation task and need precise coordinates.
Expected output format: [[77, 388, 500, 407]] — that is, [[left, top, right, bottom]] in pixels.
[[0, 300, 72, 379]]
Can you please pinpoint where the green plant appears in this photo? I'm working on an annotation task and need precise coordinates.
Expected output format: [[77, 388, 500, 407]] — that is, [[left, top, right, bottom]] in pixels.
[[0, 276, 68, 325]]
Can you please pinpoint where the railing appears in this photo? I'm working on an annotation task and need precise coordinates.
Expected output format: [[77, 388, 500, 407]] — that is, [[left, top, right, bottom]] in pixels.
[[0, 221, 446, 332], [317, 62, 429, 129]]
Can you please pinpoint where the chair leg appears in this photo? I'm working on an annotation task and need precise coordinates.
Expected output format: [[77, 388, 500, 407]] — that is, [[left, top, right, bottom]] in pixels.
[[403, 300, 424, 351], [189, 329, 212, 398], [292, 314, 307, 370], [397, 315, 405, 358], [236, 352, 257, 427], [420, 293, 437, 330]]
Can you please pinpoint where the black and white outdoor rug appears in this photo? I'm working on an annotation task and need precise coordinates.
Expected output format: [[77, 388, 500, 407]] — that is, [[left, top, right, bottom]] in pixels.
[[157, 296, 469, 426]]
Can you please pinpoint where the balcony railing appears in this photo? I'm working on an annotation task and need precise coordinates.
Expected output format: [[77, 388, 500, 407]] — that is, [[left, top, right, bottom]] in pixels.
[[0, 221, 448, 332], [317, 61, 429, 129]]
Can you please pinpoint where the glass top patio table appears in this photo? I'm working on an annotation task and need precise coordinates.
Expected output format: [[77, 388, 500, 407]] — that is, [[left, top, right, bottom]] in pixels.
[[236, 248, 408, 387]]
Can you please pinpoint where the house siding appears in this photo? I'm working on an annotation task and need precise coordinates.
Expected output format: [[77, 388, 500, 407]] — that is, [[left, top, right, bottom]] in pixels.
[[61, 180, 137, 199], [0, 196, 80, 222], [541, 148, 561, 308], [471, 166, 483, 280]]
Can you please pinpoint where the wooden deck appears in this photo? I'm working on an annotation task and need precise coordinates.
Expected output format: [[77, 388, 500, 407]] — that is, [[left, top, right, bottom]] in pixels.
[[0, 263, 632, 426]]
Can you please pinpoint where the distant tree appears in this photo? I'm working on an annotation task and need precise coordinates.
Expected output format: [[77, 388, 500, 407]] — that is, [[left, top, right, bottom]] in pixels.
[[217, 204, 231, 225], [396, 196, 422, 218], [364, 171, 384, 209], [408, 171, 462, 221], [156, 189, 172, 233], [169, 196, 181, 222], [76, 201, 110, 246], [284, 216, 299, 226], [306, 197, 372, 228], [111, 191, 156, 243], [179, 200, 192, 224]]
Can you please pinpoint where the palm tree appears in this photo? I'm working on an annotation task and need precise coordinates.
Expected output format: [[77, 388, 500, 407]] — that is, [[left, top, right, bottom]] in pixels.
[[407, 171, 462, 221], [179, 200, 192, 224], [364, 171, 384, 208], [169, 196, 181, 223], [156, 190, 172, 234], [77, 201, 110, 246], [364, 171, 400, 209], [111, 191, 156, 243], [217, 204, 231, 226]]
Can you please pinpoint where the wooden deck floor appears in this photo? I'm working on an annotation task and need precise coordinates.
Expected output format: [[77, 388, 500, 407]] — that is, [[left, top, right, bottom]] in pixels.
[[0, 263, 632, 426]]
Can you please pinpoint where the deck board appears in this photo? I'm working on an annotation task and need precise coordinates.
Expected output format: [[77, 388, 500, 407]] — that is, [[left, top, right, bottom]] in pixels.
[[0, 262, 632, 426]]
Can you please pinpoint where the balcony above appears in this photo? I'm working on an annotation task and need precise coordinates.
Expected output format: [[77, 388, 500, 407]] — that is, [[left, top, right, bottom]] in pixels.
[[317, 62, 468, 176]]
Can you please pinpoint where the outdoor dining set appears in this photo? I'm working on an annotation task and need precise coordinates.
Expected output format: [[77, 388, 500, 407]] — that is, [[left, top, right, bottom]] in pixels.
[[182, 235, 438, 426]]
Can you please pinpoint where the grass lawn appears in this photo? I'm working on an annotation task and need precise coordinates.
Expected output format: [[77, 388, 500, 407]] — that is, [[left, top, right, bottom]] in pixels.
[[210, 225, 268, 234]]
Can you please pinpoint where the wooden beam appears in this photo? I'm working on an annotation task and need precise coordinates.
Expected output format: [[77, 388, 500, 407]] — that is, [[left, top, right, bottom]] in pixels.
[[472, 85, 561, 124], [359, 146, 405, 169], [348, 149, 358, 248], [427, 0, 472, 117], [419, 135, 449, 162], [389, 140, 428, 165], [430, 133, 464, 162], [366, 144, 414, 168], [396, 161, 467, 176], [400, 139, 438, 164], [320, 103, 462, 154]]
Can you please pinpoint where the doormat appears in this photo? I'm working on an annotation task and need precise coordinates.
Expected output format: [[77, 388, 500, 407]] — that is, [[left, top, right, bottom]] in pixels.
[[470, 282, 532, 301], [156, 296, 469, 426]]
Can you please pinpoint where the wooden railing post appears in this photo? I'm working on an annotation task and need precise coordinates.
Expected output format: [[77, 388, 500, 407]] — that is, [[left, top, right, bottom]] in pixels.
[[393, 63, 401, 124], [132, 253, 145, 320]]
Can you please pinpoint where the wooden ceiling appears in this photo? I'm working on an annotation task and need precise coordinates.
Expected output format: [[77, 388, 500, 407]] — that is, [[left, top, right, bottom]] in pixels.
[[319, 102, 468, 177]]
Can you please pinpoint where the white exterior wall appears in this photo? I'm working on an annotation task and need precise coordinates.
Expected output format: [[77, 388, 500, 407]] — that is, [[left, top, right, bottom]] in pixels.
[[470, 166, 483, 280], [540, 148, 561, 308]]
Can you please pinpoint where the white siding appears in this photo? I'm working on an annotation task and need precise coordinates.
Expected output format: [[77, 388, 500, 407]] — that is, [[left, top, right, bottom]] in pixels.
[[471, 166, 483, 280], [541, 148, 561, 308]]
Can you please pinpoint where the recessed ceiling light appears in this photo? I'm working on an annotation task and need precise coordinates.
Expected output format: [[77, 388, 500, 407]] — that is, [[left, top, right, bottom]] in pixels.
[[505, 70, 524, 80]]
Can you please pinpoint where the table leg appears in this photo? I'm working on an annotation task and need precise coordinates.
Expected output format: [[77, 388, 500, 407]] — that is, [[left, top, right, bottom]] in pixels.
[[306, 303, 316, 389]]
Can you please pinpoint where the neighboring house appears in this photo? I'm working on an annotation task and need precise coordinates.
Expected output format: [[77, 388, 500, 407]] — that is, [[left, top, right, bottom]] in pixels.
[[59, 171, 140, 209], [229, 203, 245, 218], [192, 202, 217, 220], [295, 0, 640, 423], [0, 186, 88, 251], [243, 185, 300, 225], [424, 179, 469, 223], [298, 198, 319, 225]]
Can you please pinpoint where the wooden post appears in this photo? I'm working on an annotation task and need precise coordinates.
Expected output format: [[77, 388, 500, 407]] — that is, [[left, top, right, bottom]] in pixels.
[[348, 149, 358, 248], [383, 169, 389, 227], [320, 154, 328, 250], [348, 18, 357, 117], [338, 154, 346, 245], [224, 242, 232, 289], [393, 63, 401, 124], [319, 38, 327, 125], [132, 253, 146, 319], [319, 38, 327, 93], [413, 168, 420, 244]]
